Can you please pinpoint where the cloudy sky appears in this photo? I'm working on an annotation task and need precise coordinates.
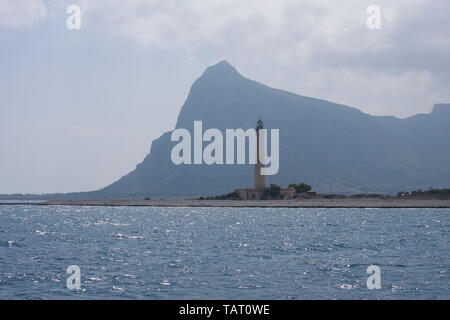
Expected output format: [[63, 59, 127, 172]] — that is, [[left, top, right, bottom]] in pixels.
[[0, 0, 449, 194]]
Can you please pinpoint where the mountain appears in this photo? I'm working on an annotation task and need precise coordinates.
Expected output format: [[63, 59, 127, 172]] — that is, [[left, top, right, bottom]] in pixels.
[[3, 60, 449, 200], [73, 60, 449, 199]]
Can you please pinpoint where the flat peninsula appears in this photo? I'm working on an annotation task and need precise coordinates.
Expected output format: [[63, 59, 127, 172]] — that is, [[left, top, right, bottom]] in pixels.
[[3, 198, 450, 208]]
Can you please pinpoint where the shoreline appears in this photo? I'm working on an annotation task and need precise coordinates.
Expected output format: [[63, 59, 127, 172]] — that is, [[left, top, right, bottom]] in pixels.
[[1, 198, 450, 208]]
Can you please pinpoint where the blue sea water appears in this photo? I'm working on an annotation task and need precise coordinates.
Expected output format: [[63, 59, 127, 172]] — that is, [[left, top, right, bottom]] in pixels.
[[0, 205, 448, 299]]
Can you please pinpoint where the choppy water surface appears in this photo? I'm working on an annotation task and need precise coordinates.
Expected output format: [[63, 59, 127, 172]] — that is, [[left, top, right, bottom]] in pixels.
[[0, 205, 448, 299]]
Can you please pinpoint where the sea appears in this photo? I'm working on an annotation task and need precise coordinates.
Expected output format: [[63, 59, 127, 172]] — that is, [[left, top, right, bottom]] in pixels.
[[0, 205, 448, 299]]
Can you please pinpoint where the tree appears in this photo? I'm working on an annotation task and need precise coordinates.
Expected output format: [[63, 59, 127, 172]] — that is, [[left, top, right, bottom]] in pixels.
[[295, 182, 312, 193], [263, 184, 281, 199], [269, 184, 281, 197]]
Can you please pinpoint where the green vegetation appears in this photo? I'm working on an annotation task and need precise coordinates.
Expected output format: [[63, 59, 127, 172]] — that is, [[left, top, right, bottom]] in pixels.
[[289, 182, 312, 193], [398, 188, 450, 199], [263, 184, 281, 200], [202, 181, 314, 200]]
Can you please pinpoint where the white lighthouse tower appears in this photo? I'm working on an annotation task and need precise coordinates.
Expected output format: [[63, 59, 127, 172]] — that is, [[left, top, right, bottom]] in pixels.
[[254, 119, 266, 190]]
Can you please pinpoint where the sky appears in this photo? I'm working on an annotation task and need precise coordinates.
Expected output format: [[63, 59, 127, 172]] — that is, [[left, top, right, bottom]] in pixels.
[[0, 0, 449, 194]]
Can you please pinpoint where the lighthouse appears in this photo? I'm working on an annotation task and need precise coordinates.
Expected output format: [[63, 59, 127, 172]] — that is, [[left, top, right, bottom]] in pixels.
[[254, 119, 266, 190], [235, 119, 269, 200]]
